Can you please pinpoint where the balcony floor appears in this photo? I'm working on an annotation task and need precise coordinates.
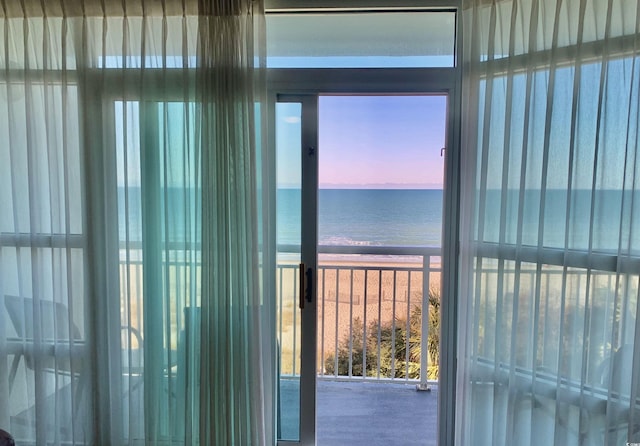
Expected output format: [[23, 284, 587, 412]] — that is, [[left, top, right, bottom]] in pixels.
[[280, 379, 438, 446]]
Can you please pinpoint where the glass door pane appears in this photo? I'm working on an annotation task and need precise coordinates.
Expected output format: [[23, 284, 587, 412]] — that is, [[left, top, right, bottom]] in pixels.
[[276, 96, 319, 445], [276, 101, 303, 442]]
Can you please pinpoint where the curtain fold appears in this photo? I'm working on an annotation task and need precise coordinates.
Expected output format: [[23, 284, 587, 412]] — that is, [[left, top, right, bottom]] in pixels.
[[196, 0, 270, 444], [459, 0, 640, 445], [0, 1, 269, 444]]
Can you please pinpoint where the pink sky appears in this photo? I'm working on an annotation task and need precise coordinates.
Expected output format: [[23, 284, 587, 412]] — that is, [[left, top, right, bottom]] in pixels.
[[276, 95, 448, 189]]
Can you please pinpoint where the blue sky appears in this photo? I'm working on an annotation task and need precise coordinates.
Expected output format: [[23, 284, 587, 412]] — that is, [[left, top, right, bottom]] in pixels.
[[277, 95, 448, 189]]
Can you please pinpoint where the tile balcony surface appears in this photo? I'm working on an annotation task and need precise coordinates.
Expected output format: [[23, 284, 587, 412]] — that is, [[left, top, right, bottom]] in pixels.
[[280, 379, 438, 446]]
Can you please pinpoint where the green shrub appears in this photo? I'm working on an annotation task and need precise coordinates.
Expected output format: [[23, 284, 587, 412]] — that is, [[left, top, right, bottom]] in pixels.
[[324, 287, 440, 380]]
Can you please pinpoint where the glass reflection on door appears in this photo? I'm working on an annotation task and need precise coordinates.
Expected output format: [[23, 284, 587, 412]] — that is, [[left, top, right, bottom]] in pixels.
[[276, 102, 302, 442]]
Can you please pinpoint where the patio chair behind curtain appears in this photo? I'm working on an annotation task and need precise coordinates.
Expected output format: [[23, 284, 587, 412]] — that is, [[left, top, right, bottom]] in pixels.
[[459, 0, 640, 445], [0, 1, 270, 444]]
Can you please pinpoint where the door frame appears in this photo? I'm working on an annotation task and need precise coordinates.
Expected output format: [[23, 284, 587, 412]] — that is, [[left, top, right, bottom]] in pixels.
[[269, 67, 461, 446], [274, 94, 320, 445]]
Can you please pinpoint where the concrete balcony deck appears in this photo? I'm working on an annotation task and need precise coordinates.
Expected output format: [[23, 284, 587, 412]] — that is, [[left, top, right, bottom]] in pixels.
[[280, 379, 438, 446]]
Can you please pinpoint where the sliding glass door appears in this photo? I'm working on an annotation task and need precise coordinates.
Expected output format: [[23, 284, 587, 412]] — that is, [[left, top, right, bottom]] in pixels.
[[275, 91, 455, 446]]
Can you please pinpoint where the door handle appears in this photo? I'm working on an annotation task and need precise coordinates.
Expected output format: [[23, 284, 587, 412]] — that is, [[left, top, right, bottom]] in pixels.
[[299, 263, 305, 310], [299, 263, 314, 310]]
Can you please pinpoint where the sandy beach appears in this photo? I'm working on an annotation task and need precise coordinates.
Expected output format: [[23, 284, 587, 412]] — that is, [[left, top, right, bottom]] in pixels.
[[118, 256, 440, 375], [277, 257, 441, 375]]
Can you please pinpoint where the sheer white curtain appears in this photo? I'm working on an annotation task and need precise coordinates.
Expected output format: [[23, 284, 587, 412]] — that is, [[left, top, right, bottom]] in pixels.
[[196, 0, 272, 444], [459, 0, 640, 445], [0, 1, 270, 444]]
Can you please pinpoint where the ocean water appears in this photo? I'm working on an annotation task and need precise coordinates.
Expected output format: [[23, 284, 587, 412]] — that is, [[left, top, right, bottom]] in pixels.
[[278, 188, 636, 251], [477, 189, 637, 252], [117, 187, 444, 247], [117, 187, 635, 253], [117, 187, 200, 244], [277, 189, 443, 247]]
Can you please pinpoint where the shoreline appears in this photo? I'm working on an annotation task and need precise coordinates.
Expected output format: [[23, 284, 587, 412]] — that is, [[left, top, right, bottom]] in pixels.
[[318, 257, 442, 269], [278, 254, 442, 268]]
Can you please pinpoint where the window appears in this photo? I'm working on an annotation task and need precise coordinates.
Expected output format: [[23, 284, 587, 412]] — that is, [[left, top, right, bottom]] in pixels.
[[266, 11, 456, 68]]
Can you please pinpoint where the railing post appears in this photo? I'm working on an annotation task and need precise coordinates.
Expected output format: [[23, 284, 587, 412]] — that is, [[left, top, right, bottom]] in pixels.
[[417, 254, 431, 391]]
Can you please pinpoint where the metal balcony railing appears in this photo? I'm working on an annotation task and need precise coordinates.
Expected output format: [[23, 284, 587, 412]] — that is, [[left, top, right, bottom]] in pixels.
[[277, 245, 442, 390], [115, 242, 442, 389]]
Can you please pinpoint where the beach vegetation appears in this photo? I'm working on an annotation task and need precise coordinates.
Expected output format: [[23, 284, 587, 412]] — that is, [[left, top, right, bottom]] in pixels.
[[324, 286, 441, 380]]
